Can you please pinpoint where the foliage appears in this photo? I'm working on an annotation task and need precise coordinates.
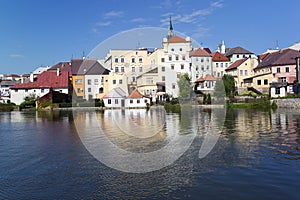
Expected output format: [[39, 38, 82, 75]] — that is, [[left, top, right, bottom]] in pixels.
[[0, 103, 14, 112], [164, 103, 181, 113], [37, 100, 52, 110], [214, 74, 236, 97], [177, 73, 192, 100], [24, 93, 39, 101], [228, 100, 274, 110]]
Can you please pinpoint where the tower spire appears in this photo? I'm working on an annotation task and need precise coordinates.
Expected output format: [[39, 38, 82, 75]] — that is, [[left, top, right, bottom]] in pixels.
[[167, 16, 174, 39]]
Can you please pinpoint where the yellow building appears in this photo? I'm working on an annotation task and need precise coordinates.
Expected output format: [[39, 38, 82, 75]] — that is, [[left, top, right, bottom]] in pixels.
[[225, 57, 258, 94]]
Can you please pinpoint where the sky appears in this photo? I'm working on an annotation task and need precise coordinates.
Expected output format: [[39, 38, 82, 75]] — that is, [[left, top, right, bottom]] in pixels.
[[1, 0, 300, 75]]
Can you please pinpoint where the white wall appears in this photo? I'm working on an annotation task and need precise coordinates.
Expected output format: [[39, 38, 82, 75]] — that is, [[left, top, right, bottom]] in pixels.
[[103, 97, 125, 108], [126, 97, 150, 108], [84, 75, 105, 100], [10, 88, 68, 105]]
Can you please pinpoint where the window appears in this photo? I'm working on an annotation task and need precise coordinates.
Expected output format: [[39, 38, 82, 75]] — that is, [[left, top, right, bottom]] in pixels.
[[115, 99, 118, 104], [207, 58, 209, 62], [221, 71, 224, 76], [201, 58, 204, 63], [237, 55, 240, 58], [114, 57, 118, 63], [171, 48, 174, 51], [139, 57, 143, 63], [25, 89, 28, 92], [113, 80, 116, 84], [264, 79, 268, 85], [277, 67, 280, 73], [132, 66, 135, 72], [77, 88, 81, 93], [240, 70, 243, 75], [207, 65, 209, 70], [130, 99, 133, 104], [75, 79, 82, 85], [162, 76, 165, 81], [115, 66, 119, 72], [257, 80, 261, 85], [41, 89, 44, 93], [169, 56, 172, 61], [87, 79, 91, 85], [144, 99, 148, 103], [95, 79, 99, 85], [176, 56, 179, 61], [179, 48, 182, 51], [182, 56, 185, 60], [161, 58, 165, 62], [225, 63, 228, 68], [131, 57, 135, 63], [221, 63, 223, 68], [132, 76, 136, 82], [108, 99, 111, 104], [119, 79, 122, 84], [286, 67, 289, 72], [99, 87, 103, 93], [137, 100, 140, 104], [121, 66, 125, 72], [275, 88, 280, 94], [171, 65, 174, 70], [177, 73, 181, 79], [121, 57, 124, 63], [181, 64, 184, 70], [280, 77, 286, 83], [139, 66, 143, 72], [162, 66, 165, 72], [244, 70, 248, 76], [172, 84, 176, 89], [88, 88, 91, 92], [216, 63, 219, 68]]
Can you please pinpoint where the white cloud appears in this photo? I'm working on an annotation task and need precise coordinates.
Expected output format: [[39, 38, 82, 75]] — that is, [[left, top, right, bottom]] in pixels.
[[161, 0, 223, 26], [96, 21, 111, 26], [103, 11, 123, 18], [9, 54, 24, 58], [191, 25, 211, 39], [130, 18, 146, 23]]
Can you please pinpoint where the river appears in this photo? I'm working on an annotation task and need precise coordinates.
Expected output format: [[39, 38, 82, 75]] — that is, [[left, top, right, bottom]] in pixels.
[[0, 107, 299, 199]]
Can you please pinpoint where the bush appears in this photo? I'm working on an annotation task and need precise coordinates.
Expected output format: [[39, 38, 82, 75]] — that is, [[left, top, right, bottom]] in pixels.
[[59, 102, 73, 108], [164, 103, 181, 113]]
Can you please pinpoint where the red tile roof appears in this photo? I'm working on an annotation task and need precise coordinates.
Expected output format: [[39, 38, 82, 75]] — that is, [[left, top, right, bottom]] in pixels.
[[166, 36, 188, 43], [195, 76, 205, 83], [128, 89, 144, 98], [225, 58, 248, 71], [212, 51, 230, 62], [11, 71, 69, 89], [204, 74, 217, 81], [7, 74, 20, 77], [49, 62, 72, 75], [190, 48, 211, 57], [255, 49, 300, 69]]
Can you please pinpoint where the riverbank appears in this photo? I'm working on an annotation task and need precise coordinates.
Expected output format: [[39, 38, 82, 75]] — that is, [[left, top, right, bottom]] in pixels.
[[271, 98, 300, 109]]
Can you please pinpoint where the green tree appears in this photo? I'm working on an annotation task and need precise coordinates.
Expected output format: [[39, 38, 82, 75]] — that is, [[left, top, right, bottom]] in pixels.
[[214, 74, 236, 97], [177, 73, 192, 100]]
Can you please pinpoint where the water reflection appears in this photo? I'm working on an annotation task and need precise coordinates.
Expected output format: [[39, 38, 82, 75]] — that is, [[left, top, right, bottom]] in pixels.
[[0, 108, 299, 199]]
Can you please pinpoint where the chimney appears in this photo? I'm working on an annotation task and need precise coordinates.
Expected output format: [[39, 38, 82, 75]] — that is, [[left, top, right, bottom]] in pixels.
[[30, 73, 34, 82], [57, 68, 60, 76]]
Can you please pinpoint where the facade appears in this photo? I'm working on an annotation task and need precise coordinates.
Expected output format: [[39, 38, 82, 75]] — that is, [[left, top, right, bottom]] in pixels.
[[211, 51, 230, 78], [0, 80, 19, 103], [102, 87, 127, 108], [189, 48, 212, 82], [194, 74, 217, 94], [163, 35, 192, 97], [10, 71, 69, 105], [225, 58, 258, 94], [126, 89, 150, 108], [225, 46, 257, 63]]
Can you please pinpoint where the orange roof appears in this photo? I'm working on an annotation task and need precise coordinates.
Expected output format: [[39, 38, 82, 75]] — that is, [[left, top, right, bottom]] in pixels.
[[204, 74, 217, 81], [190, 48, 211, 57], [195, 76, 205, 83], [128, 89, 144, 98], [212, 51, 230, 62], [167, 36, 188, 43]]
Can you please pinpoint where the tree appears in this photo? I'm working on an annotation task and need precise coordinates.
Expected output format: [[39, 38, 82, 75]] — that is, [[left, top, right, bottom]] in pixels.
[[214, 74, 236, 97], [177, 73, 192, 100]]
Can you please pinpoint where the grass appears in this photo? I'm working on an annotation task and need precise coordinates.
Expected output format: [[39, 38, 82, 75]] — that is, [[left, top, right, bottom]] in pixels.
[[228, 99, 277, 110]]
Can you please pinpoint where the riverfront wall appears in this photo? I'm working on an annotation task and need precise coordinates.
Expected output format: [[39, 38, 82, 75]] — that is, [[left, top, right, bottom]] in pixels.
[[271, 98, 300, 109]]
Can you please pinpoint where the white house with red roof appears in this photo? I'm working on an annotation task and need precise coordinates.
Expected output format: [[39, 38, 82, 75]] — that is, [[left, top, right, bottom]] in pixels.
[[194, 74, 217, 94], [10, 70, 70, 105], [126, 89, 150, 108]]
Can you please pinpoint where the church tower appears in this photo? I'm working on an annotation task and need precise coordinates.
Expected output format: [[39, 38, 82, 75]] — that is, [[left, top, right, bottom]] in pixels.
[[167, 16, 174, 39]]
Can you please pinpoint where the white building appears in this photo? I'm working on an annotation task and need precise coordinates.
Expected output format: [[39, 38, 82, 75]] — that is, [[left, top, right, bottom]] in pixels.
[[102, 87, 127, 108]]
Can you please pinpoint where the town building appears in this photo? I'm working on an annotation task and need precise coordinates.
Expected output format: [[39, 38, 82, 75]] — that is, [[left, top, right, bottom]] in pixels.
[[211, 51, 230, 78], [189, 48, 212, 82]]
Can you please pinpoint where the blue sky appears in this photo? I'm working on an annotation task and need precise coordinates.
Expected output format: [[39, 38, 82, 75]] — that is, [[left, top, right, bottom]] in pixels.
[[1, 0, 300, 74]]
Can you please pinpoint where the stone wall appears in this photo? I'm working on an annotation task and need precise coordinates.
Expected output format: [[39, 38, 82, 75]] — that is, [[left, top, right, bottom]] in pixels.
[[271, 98, 300, 109]]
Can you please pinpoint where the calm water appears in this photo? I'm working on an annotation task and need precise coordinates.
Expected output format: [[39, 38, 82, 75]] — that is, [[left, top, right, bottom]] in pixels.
[[0, 107, 299, 199]]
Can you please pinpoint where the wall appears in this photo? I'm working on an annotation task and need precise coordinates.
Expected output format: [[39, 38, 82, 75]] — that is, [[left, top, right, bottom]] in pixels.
[[271, 98, 300, 108]]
